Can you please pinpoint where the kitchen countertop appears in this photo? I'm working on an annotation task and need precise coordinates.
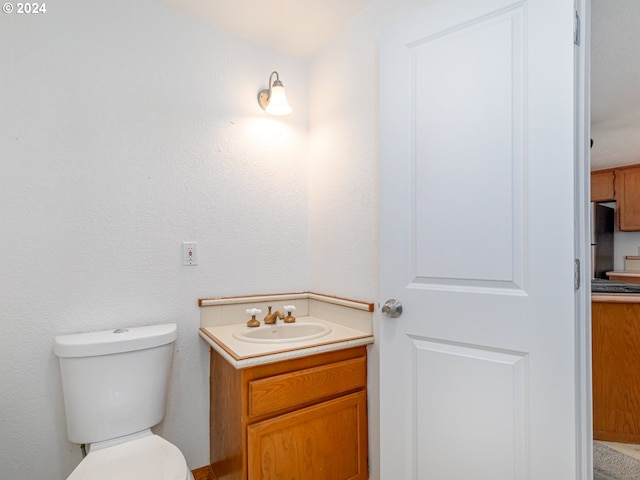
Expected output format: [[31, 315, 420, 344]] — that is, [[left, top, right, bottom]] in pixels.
[[592, 293, 640, 303], [607, 271, 640, 278], [199, 316, 374, 369], [606, 271, 640, 286]]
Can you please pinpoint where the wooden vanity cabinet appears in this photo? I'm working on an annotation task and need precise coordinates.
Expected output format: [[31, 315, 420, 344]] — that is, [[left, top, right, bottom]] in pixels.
[[209, 346, 369, 480], [616, 165, 640, 231], [591, 168, 616, 202]]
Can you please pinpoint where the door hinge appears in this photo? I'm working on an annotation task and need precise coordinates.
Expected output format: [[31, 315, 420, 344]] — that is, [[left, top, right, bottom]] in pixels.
[[574, 8, 581, 46], [574, 258, 581, 290]]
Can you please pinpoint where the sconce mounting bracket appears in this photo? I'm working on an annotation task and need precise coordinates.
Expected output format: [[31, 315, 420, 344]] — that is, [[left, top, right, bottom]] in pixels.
[[257, 90, 270, 110]]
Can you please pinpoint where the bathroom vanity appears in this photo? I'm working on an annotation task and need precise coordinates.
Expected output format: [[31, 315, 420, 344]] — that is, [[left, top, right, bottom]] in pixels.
[[198, 292, 374, 480]]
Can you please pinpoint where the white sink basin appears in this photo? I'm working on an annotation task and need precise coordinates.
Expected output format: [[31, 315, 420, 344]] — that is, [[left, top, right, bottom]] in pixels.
[[232, 322, 332, 344]]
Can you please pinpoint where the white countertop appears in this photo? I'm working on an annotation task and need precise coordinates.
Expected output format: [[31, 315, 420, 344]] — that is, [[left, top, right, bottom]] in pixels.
[[199, 316, 374, 369]]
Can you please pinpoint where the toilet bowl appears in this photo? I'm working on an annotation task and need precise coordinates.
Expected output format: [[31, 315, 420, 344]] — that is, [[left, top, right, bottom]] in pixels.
[[67, 430, 194, 480], [54, 324, 194, 480]]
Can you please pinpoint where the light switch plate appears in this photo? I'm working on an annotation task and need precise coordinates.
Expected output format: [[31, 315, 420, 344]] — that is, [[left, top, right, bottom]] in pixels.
[[182, 242, 197, 266]]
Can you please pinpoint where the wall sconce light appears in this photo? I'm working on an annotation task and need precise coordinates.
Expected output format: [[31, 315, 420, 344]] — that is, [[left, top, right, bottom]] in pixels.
[[258, 71, 292, 116]]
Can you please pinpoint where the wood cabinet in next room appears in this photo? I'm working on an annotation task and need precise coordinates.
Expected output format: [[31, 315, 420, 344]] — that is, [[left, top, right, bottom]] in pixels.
[[592, 298, 640, 443], [616, 165, 640, 231], [591, 163, 640, 231], [591, 168, 616, 203]]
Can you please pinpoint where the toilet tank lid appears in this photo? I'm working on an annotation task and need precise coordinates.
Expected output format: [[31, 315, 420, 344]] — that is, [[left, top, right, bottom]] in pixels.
[[54, 324, 177, 358]]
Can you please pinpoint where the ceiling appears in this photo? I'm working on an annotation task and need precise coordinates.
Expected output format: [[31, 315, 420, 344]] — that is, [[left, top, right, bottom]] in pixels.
[[591, 0, 640, 170], [153, 0, 637, 171], [151, 0, 372, 58]]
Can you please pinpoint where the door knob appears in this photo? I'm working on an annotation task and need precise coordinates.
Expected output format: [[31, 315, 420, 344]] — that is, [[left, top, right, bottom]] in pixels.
[[381, 299, 403, 318]]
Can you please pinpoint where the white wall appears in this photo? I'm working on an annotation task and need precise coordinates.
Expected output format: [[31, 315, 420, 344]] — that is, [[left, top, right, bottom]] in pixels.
[[308, 0, 437, 477], [0, 1, 308, 477], [599, 203, 640, 270], [616, 231, 640, 269], [0, 0, 452, 476], [308, 0, 441, 296]]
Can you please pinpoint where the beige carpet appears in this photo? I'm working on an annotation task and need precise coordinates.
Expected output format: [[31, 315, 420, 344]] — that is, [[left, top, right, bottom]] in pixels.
[[594, 441, 640, 479]]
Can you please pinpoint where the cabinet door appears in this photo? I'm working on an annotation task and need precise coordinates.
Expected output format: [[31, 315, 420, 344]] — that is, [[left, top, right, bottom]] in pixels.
[[617, 166, 640, 231], [247, 391, 368, 480], [592, 301, 640, 443], [591, 169, 615, 202]]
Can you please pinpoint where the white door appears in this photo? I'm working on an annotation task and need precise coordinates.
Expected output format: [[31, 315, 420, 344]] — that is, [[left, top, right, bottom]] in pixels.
[[379, 0, 587, 478]]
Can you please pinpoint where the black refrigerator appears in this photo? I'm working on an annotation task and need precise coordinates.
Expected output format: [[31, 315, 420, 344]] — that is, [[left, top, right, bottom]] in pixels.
[[591, 203, 614, 279]]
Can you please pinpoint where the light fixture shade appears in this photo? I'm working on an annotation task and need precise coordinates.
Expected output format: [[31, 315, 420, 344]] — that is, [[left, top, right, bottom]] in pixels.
[[265, 84, 292, 116]]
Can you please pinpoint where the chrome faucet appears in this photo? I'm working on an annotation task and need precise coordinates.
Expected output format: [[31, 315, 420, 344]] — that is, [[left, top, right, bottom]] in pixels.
[[264, 306, 285, 325]]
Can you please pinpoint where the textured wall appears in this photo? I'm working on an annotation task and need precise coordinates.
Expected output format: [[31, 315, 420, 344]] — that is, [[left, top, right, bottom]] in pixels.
[[308, 1, 437, 477], [0, 1, 308, 477], [308, 0, 437, 300]]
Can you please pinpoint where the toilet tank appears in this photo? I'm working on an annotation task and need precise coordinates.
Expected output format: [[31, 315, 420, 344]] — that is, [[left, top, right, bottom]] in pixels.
[[54, 324, 177, 444]]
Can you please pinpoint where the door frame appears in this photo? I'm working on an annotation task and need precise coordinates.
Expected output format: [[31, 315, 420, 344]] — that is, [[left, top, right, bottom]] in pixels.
[[575, 0, 593, 478]]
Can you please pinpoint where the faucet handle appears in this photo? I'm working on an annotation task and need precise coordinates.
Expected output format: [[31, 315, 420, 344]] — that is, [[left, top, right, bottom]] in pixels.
[[283, 305, 296, 323], [246, 308, 261, 327]]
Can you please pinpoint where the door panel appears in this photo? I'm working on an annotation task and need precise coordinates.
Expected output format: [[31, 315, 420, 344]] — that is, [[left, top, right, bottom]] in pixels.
[[413, 338, 528, 478], [413, 6, 524, 289]]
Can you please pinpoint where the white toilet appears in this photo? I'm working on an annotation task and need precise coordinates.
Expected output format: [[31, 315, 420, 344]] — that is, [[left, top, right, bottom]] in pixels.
[[54, 323, 195, 480]]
